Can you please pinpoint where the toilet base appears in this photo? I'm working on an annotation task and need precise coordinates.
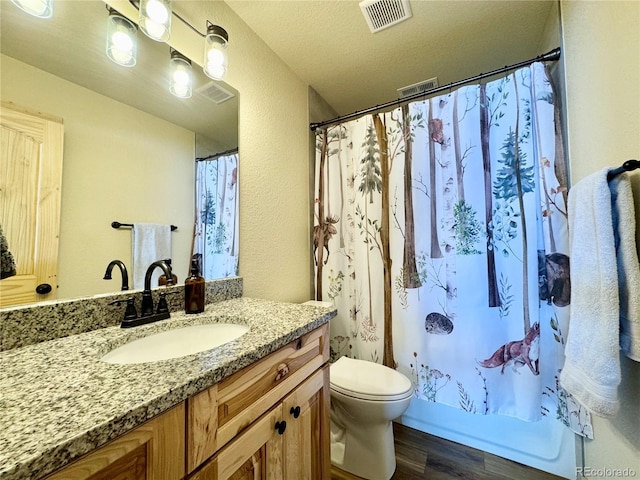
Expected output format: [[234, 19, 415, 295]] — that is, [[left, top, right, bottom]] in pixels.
[[330, 419, 397, 480]]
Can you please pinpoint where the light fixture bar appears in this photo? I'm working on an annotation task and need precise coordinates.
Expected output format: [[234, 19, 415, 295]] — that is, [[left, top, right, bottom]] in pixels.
[[108, 1, 230, 81], [172, 10, 205, 37]]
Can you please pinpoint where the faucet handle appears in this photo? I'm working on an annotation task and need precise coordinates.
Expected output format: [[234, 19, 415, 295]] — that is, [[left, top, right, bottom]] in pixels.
[[109, 297, 138, 321], [156, 291, 179, 314]]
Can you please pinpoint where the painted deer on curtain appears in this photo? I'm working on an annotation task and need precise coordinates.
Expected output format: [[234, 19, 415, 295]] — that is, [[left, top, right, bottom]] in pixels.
[[313, 215, 339, 265]]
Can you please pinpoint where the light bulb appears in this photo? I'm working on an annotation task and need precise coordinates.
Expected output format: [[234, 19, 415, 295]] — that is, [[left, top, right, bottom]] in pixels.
[[11, 0, 52, 18], [170, 51, 192, 98], [173, 69, 190, 85], [203, 25, 228, 81], [106, 10, 137, 67], [145, 0, 168, 23], [204, 47, 227, 80], [139, 0, 171, 41], [142, 20, 167, 40], [112, 31, 133, 52], [172, 83, 190, 98], [204, 63, 226, 81], [206, 48, 225, 65]]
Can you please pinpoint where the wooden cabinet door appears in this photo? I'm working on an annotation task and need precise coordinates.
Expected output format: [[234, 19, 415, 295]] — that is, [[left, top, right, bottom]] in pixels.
[[0, 102, 64, 307], [190, 405, 284, 480], [282, 366, 330, 480], [44, 404, 185, 480], [187, 324, 329, 473]]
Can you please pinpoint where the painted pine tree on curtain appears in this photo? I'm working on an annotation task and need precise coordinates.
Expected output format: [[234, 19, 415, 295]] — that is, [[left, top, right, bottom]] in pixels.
[[314, 63, 592, 437]]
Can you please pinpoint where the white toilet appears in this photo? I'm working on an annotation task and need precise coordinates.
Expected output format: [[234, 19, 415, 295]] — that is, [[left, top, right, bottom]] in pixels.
[[329, 356, 413, 480]]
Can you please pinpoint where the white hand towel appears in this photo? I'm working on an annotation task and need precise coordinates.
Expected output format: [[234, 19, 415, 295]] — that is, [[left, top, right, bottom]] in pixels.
[[560, 168, 621, 416], [132, 223, 172, 289], [613, 175, 640, 362]]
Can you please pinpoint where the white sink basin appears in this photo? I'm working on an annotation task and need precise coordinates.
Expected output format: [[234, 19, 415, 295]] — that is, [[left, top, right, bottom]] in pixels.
[[101, 323, 249, 364]]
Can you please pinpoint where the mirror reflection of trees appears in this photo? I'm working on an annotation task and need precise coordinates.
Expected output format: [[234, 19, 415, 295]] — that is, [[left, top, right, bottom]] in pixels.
[[195, 151, 239, 280]]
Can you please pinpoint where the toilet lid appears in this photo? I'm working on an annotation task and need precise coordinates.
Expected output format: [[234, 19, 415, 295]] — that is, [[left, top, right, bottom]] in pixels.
[[330, 356, 413, 401]]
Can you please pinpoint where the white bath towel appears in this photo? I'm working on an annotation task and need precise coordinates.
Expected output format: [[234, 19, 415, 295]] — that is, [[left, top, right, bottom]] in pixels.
[[132, 223, 172, 289], [613, 175, 640, 362], [560, 168, 621, 416]]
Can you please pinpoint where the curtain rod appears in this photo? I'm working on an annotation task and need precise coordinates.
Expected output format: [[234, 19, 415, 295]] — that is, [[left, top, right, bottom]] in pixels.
[[309, 47, 561, 132], [196, 147, 239, 162]]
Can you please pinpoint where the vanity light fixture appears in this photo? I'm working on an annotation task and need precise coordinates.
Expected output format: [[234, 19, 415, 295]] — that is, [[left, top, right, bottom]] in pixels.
[[138, 0, 171, 42], [105, 2, 230, 83], [203, 23, 228, 81], [169, 48, 193, 98], [10, 0, 52, 18], [106, 6, 137, 67]]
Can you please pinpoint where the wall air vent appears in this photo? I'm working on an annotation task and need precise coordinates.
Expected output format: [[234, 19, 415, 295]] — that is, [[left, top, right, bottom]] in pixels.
[[359, 0, 412, 33], [195, 81, 235, 104], [397, 77, 439, 99]]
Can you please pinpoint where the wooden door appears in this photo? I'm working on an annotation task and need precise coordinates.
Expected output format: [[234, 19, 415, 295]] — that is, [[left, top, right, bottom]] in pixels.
[[282, 366, 331, 480], [0, 101, 64, 307], [190, 405, 284, 480]]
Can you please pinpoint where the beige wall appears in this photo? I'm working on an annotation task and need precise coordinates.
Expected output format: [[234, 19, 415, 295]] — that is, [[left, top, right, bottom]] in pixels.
[[226, 8, 311, 302], [561, 1, 640, 478], [1, 54, 194, 298], [156, 0, 312, 302]]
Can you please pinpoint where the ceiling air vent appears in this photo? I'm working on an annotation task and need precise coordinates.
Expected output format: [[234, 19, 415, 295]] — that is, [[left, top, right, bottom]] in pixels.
[[359, 0, 412, 33], [397, 77, 439, 99], [195, 81, 235, 104]]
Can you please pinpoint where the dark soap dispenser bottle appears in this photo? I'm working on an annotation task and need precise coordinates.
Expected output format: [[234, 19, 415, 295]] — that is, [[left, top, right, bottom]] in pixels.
[[185, 256, 205, 314]]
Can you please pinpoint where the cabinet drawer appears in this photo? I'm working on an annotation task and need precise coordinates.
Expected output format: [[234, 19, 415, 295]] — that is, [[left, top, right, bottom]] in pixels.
[[187, 324, 329, 472]]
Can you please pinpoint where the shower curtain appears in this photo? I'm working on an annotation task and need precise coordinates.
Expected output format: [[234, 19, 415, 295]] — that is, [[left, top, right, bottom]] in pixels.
[[314, 63, 592, 437], [195, 152, 239, 279]]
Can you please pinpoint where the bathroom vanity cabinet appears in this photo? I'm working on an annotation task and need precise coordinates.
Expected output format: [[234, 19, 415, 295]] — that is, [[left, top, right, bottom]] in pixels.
[[42, 324, 330, 480], [43, 403, 185, 480], [188, 324, 330, 479], [190, 367, 328, 479]]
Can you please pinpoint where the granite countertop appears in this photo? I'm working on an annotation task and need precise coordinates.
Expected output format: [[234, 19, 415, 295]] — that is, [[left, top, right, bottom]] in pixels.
[[0, 297, 336, 480]]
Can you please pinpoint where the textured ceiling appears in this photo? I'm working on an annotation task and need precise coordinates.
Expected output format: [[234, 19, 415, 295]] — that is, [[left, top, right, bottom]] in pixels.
[[1, 1, 557, 134], [226, 0, 556, 117]]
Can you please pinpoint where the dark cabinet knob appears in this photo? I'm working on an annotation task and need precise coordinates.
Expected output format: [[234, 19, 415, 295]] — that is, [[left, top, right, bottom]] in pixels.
[[275, 420, 287, 435], [36, 283, 52, 294], [290, 406, 301, 419]]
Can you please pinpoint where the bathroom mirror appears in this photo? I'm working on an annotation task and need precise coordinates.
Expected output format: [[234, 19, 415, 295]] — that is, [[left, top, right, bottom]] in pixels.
[[0, 0, 239, 305]]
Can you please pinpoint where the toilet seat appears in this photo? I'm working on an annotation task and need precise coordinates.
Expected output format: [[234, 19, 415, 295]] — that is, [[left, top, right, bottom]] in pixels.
[[330, 356, 413, 401]]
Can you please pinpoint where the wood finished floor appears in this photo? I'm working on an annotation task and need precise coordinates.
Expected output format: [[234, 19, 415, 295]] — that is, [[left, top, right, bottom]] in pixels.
[[330, 422, 565, 480]]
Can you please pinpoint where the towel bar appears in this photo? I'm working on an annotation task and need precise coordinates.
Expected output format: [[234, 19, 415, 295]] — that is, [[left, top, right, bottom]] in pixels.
[[111, 221, 178, 231], [607, 159, 640, 181]]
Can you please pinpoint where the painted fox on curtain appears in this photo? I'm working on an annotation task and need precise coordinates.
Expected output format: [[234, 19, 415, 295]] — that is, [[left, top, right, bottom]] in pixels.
[[314, 62, 593, 438]]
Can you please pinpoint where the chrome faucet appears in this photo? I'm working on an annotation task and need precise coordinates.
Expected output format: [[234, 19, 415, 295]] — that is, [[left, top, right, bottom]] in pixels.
[[103, 260, 129, 291], [141, 260, 174, 316]]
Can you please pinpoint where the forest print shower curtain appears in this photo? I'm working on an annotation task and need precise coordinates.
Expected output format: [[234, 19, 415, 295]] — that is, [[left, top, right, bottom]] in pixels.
[[195, 152, 239, 279], [314, 63, 593, 437]]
